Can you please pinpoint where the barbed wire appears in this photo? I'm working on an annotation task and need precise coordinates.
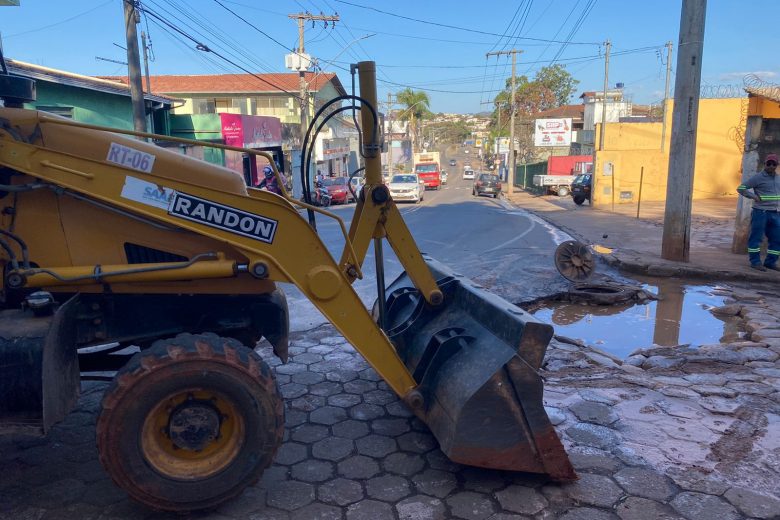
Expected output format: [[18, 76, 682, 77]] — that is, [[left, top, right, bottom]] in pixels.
[[728, 74, 780, 153], [699, 84, 745, 99]]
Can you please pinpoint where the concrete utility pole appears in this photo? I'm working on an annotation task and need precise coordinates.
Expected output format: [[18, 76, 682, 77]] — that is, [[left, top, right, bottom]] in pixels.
[[660, 41, 673, 151], [288, 12, 339, 150], [387, 92, 394, 171], [661, 0, 707, 262], [141, 31, 151, 94], [598, 40, 611, 151], [122, 0, 146, 133], [487, 49, 522, 195]]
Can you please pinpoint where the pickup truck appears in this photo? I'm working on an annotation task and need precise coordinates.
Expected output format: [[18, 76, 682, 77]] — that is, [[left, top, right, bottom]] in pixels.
[[532, 174, 578, 197]]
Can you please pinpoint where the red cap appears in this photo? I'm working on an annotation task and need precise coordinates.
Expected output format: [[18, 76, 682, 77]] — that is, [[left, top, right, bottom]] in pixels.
[[767, 153, 779, 163]]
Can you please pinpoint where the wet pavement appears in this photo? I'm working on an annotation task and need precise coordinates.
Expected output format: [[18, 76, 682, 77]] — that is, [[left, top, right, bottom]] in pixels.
[[2, 283, 779, 520]]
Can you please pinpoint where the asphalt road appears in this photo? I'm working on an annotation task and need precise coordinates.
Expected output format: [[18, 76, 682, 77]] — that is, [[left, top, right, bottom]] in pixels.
[[287, 148, 572, 331]]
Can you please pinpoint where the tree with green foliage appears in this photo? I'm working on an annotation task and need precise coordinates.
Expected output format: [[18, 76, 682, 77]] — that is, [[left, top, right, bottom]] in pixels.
[[535, 64, 580, 107], [395, 88, 431, 152]]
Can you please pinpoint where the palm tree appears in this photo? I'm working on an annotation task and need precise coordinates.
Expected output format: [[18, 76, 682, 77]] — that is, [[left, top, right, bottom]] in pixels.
[[395, 88, 430, 153]]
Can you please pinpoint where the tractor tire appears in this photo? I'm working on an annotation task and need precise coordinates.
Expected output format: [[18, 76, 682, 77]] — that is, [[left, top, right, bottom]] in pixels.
[[557, 186, 570, 197], [96, 333, 283, 512], [573, 195, 586, 205]]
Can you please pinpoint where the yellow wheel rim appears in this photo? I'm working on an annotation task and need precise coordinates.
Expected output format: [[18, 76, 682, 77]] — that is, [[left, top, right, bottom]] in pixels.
[[141, 389, 245, 480]]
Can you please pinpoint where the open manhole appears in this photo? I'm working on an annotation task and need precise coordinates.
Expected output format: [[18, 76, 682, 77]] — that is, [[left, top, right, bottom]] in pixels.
[[568, 283, 638, 305]]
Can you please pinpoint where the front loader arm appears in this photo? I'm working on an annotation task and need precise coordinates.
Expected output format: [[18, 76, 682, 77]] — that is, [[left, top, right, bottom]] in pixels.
[[0, 110, 418, 398]]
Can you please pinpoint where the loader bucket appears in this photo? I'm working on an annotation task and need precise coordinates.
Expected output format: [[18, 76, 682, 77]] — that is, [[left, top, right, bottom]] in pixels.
[[380, 256, 575, 481]]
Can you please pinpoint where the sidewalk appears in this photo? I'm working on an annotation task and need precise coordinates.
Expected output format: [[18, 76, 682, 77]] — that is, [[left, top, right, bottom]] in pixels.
[[505, 191, 780, 283]]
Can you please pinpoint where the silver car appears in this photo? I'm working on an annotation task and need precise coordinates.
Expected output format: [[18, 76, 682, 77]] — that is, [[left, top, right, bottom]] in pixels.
[[388, 173, 425, 203]]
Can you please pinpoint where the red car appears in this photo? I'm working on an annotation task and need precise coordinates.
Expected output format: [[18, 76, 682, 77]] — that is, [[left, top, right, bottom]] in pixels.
[[322, 177, 350, 204]]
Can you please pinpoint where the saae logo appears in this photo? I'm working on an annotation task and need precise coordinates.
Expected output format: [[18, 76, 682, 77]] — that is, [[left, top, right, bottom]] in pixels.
[[143, 186, 174, 205]]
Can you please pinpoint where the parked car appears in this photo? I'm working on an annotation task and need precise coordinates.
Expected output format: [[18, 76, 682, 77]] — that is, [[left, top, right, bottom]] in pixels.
[[388, 173, 425, 203], [473, 173, 502, 198], [321, 177, 350, 204], [440, 170, 449, 185], [449, 159, 457, 167], [463, 168, 475, 180], [571, 173, 592, 205]]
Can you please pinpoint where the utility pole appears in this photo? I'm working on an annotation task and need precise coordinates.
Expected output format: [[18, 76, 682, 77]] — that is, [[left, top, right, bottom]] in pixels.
[[288, 12, 339, 153], [598, 40, 611, 151], [661, 0, 707, 262], [660, 41, 673, 151], [387, 92, 394, 172], [487, 49, 522, 195], [141, 31, 151, 94], [122, 0, 146, 133]]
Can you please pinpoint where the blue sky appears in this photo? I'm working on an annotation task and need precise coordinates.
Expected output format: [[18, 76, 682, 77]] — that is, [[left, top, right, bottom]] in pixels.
[[1, 0, 777, 113]]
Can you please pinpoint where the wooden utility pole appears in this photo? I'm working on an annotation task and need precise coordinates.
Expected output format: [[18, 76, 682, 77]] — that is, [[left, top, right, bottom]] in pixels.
[[661, 0, 707, 262], [288, 12, 339, 150], [598, 40, 611, 151], [660, 41, 673, 151], [487, 49, 522, 195], [123, 0, 146, 133]]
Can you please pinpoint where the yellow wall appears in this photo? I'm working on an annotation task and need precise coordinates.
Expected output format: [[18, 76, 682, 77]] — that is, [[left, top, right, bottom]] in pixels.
[[592, 98, 743, 206]]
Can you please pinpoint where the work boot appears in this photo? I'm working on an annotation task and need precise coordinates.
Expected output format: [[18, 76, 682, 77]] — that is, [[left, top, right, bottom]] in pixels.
[[751, 264, 767, 272], [765, 264, 780, 272]]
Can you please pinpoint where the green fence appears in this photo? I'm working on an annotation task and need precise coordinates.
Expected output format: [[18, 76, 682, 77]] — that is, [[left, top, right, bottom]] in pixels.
[[514, 161, 547, 194]]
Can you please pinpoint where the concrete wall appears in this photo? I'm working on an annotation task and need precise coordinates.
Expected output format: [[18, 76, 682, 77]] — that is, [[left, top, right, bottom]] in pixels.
[[592, 98, 743, 207]]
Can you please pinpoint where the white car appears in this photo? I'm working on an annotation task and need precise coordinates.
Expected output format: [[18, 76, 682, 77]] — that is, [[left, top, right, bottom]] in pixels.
[[463, 168, 475, 180], [388, 173, 425, 203]]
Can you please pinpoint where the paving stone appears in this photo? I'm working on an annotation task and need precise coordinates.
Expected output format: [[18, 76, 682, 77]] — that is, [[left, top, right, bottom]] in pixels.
[[446, 490, 497, 520], [578, 389, 620, 405], [615, 497, 685, 520], [563, 473, 624, 508], [310, 406, 348, 425], [724, 486, 780, 519], [359, 368, 383, 382], [291, 424, 330, 444], [309, 381, 345, 397], [346, 499, 394, 520], [291, 371, 325, 385], [666, 469, 730, 496], [752, 328, 780, 341], [613, 467, 676, 501], [327, 393, 362, 408], [371, 417, 411, 436], [545, 406, 567, 425], [275, 442, 308, 466], [567, 446, 623, 473], [727, 381, 775, 395], [655, 399, 702, 419], [670, 492, 740, 520], [292, 352, 324, 364], [461, 468, 507, 493], [565, 423, 621, 450], [285, 409, 308, 428], [290, 503, 341, 520], [276, 363, 309, 375], [383, 452, 426, 476], [396, 495, 447, 520], [728, 372, 763, 382], [585, 351, 619, 368], [495, 485, 548, 515], [265, 480, 315, 511], [570, 401, 620, 426], [690, 384, 737, 398], [682, 373, 728, 385], [698, 396, 740, 415], [738, 346, 779, 362], [325, 369, 359, 383], [348, 403, 385, 421], [331, 419, 370, 440], [343, 379, 377, 394], [386, 400, 415, 417], [317, 478, 364, 506], [280, 383, 308, 399], [290, 459, 334, 483], [558, 507, 619, 520], [426, 450, 464, 472], [312, 437, 355, 461], [755, 367, 780, 378], [660, 386, 702, 398], [289, 395, 326, 412], [624, 355, 646, 367], [398, 431, 438, 453], [337, 455, 380, 479], [692, 349, 748, 364], [413, 469, 458, 498], [366, 474, 412, 502], [364, 389, 398, 405], [642, 356, 684, 370], [355, 434, 397, 458]]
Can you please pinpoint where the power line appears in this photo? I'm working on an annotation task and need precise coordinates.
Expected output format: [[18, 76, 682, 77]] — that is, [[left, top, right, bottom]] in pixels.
[[549, 0, 598, 65], [333, 0, 600, 45], [3, 0, 113, 38]]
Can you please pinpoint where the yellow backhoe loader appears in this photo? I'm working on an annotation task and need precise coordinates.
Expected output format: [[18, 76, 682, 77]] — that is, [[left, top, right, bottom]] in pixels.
[[0, 60, 574, 512]]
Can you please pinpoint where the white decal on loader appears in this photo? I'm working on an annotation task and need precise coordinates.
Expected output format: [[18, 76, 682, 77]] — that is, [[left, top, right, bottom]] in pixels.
[[107, 142, 156, 173], [169, 192, 277, 243], [121, 176, 175, 210]]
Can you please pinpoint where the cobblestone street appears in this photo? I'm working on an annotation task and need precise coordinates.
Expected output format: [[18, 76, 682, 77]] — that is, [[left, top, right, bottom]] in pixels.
[[1, 284, 779, 520]]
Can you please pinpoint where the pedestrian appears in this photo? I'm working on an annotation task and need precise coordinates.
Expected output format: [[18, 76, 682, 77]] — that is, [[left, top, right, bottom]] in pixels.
[[737, 153, 780, 271]]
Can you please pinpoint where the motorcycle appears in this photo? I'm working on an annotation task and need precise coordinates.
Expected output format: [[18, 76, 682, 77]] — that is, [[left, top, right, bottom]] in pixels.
[[312, 184, 331, 207]]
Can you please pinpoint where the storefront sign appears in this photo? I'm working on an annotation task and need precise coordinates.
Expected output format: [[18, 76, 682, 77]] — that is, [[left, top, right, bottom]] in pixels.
[[220, 113, 282, 149], [534, 118, 572, 147]]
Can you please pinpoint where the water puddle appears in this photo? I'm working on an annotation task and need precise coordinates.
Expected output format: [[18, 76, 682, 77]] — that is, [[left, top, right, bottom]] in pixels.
[[528, 280, 744, 358]]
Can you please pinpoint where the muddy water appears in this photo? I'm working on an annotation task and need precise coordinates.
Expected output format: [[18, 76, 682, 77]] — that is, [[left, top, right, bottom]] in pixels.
[[530, 280, 744, 358]]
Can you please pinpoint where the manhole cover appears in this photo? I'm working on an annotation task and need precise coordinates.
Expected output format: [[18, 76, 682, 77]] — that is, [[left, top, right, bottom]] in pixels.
[[554, 240, 595, 282]]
